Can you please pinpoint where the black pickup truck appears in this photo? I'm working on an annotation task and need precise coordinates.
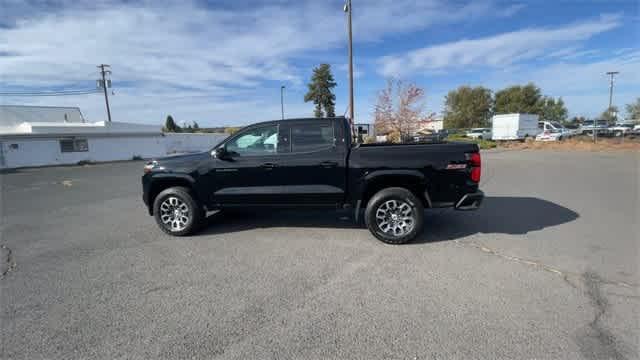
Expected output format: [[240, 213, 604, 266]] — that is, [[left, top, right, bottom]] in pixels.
[[142, 117, 483, 244]]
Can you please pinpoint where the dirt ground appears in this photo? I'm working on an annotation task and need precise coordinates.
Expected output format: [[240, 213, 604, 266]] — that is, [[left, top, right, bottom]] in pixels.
[[500, 135, 640, 152]]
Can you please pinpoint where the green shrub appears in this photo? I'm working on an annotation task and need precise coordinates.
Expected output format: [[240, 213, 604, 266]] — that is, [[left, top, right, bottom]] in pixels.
[[447, 134, 496, 149]]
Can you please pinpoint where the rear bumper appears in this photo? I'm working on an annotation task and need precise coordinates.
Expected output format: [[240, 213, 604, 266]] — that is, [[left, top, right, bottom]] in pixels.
[[454, 190, 484, 211]]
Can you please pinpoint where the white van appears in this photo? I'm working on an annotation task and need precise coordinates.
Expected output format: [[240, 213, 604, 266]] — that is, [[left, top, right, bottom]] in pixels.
[[538, 121, 574, 138], [491, 114, 540, 141]]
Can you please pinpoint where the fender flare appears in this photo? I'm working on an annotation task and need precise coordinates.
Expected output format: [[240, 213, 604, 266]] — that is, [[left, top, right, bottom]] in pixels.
[[354, 170, 430, 222], [146, 173, 198, 215]]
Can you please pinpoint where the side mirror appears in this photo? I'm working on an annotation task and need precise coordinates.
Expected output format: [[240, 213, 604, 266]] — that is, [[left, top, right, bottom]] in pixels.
[[212, 147, 229, 160]]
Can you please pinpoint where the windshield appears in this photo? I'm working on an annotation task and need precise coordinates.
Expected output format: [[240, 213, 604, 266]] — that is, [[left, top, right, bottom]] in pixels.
[[551, 122, 564, 129]]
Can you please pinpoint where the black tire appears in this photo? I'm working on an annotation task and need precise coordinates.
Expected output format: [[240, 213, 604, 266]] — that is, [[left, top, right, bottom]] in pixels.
[[153, 186, 204, 236], [364, 187, 424, 244]]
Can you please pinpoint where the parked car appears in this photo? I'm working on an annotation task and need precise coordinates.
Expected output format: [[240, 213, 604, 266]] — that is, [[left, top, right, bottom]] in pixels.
[[608, 123, 634, 137], [491, 113, 539, 141], [538, 121, 573, 139], [466, 128, 492, 140], [536, 129, 563, 141], [579, 120, 610, 136], [412, 129, 448, 143], [142, 117, 484, 244]]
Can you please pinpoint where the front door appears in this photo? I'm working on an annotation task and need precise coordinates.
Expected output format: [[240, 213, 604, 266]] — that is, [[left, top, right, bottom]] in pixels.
[[210, 123, 284, 205]]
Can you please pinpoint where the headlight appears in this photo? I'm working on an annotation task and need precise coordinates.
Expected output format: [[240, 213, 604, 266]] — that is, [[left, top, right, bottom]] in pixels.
[[143, 160, 159, 174]]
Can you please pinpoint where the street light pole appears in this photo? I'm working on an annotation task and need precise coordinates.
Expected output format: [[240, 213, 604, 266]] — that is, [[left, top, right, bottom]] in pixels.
[[280, 85, 285, 120], [344, 0, 355, 139]]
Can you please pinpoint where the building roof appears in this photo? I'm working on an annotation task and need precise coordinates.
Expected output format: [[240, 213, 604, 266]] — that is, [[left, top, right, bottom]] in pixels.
[[0, 105, 86, 127], [0, 105, 161, 137]]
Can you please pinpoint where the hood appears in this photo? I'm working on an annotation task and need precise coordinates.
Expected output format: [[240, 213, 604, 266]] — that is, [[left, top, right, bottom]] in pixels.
[[150, 151, 211, 172]]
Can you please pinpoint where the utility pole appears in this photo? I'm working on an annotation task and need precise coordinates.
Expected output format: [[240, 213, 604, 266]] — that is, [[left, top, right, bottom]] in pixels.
[[344, 0, 356, 140], [281, 85, 285, 120], [97, 64, 112, 122], [595, 71, 619, 143], [607, 71, 619, 122], [607, 71, 620, 143]]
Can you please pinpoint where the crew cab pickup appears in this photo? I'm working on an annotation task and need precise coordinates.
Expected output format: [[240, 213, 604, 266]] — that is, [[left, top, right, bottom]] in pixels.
[[142, 117, 484, 244]]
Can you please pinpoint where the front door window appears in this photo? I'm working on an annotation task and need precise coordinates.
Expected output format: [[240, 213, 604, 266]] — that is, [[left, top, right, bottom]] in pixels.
[[225, 125, 278, 156]]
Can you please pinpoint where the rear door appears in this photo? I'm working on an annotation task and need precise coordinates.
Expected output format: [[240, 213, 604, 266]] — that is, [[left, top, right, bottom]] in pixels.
[[275, 119, 347, 205]]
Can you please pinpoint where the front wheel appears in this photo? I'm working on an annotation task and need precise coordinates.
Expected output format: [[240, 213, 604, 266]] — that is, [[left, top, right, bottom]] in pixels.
[[365, 187, 424, 244], [153, 187, 204, 236]]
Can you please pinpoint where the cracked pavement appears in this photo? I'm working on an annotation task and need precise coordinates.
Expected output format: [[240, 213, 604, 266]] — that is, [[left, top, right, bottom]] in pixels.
[[1, 150, 638, 359]]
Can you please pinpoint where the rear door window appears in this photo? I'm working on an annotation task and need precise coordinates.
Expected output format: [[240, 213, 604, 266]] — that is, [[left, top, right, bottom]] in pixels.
[[290, 121, 334, 153]]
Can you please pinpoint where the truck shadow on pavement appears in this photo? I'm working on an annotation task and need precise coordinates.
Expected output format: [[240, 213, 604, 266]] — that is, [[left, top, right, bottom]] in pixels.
[[197, 196, 579, 243]]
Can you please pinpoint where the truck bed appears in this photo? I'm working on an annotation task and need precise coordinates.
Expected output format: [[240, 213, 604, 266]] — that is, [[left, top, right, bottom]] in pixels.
[[348, 141, 480, 205]]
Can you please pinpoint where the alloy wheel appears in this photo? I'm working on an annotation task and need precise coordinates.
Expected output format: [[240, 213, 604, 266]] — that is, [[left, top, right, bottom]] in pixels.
[[375, 199, 415, 237], [159, 196, 190, 231]]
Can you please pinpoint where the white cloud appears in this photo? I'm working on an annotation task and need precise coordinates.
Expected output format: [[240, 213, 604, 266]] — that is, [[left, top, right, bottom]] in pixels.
[[0, 0, 556, 125], [379, 14, 622, 77], [518, 52, 639, 117]]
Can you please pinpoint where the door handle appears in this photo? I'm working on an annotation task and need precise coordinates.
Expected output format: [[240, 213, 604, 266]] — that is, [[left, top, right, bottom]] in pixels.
[[319, 161, 338, 168], [261, 162, 277, 169]]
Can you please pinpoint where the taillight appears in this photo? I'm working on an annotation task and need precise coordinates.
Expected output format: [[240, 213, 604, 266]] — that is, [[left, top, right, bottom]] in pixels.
[[470, 152, 481, 167], [468, 152, 481, 182]]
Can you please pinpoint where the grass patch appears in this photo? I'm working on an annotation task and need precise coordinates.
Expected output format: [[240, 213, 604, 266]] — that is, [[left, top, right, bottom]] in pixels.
[[447, 134, 497, 149]]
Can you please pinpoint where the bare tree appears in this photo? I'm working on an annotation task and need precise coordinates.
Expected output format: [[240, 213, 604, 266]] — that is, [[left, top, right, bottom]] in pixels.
[[374, 79, 427, 142]]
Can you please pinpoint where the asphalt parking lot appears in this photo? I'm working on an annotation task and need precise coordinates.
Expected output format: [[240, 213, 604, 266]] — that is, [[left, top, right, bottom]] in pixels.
[[1, 149, 638, 359]]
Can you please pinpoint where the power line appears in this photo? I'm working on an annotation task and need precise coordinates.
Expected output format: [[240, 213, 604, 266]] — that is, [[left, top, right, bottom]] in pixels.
[[0, 89, 101, 96]]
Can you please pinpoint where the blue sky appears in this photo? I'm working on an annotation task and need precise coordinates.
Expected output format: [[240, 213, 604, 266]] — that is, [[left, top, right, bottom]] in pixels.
[[0, 0, 638, 126]]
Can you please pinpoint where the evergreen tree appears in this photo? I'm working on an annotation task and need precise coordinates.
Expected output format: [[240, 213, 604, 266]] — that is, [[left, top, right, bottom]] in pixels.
[[193, 121, 200, 130], [164, 115, 180, 132], [304, 64, 337, 118]]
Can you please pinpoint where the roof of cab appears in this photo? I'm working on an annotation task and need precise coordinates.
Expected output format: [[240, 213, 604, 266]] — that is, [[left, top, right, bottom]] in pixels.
[[245, 116, 347, 128]]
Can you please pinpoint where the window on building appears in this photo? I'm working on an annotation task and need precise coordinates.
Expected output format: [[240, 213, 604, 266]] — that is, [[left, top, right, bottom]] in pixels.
[[60, 139, 89, 153], [291, 121, 334, 153]]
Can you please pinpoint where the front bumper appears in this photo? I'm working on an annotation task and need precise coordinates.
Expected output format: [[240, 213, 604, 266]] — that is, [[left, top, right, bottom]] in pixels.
[[142, 174, 152, 214], [454, 190, 484, 211]]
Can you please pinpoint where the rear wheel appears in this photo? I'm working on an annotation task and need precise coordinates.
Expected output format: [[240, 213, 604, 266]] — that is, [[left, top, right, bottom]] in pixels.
[[365, 187, 424, 244], [153, 187, 204, 236]]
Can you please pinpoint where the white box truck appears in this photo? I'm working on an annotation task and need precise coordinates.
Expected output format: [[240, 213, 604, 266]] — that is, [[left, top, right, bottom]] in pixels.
[[491, 113, 540, 141]]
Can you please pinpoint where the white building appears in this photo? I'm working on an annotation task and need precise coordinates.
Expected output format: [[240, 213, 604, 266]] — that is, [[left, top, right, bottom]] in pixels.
[[0, 105, 226, 169], [416, 115, 444, 133]]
